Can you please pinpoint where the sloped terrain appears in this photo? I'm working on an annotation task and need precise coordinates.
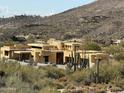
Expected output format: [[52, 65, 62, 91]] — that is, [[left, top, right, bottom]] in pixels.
[[0, 0, 124, 43]]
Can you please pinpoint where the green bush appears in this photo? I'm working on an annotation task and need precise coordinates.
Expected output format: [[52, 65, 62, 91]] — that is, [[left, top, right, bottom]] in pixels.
[[83, 42, 101, 51]]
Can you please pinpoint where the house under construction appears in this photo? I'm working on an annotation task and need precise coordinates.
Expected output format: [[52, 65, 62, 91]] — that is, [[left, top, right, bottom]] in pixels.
[[0, 38, 108, 67]]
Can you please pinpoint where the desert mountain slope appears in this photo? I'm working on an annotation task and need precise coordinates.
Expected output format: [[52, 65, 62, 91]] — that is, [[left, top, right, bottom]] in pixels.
[[0, 0, 124, 42]]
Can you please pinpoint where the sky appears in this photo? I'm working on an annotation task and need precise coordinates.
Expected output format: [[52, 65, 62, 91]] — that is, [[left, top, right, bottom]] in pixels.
[[0, 0, 95, 18]]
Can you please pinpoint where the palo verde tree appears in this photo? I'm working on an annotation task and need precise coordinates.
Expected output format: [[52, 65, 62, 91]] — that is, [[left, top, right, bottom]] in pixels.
[[82, 42, 101, 51]]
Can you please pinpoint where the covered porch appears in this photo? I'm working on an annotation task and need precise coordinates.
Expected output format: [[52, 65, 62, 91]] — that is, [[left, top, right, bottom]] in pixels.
[[14, 51, 31, 61]]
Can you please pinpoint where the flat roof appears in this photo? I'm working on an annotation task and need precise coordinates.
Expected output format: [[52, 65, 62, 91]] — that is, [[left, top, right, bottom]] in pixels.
[[64, 42, 81, 45], [77, 50, 104, 53], [28, 43, 50, 47]]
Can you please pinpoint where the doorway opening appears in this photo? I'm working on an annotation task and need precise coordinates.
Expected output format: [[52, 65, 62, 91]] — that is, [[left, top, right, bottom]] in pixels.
[[44, 56, 49, 64], [56, 52, 63, 64]]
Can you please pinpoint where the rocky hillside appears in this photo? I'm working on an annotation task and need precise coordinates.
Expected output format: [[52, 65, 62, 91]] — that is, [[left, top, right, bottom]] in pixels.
[[0, 0, 124, 43]]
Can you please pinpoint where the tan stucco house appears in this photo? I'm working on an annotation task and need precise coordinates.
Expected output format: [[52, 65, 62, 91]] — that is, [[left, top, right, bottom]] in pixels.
[[0, 38, 108, 67]]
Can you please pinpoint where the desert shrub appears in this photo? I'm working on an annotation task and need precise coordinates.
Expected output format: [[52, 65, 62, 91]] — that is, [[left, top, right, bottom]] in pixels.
[[95, 90, 106, 93], [45, 66, 65, 79], [105, 45, 124, 61], [105, 45, 122, 55], [114, 79, 124, 89], [53, 82, 65, 89], [0, 60, 20, 75], [0, 59, 124, 92], [11, 36, 26, 42], [33, 78, 55, 90], [39, 87, 58, 93], [69, 69, 91, 84], [98, 63, 120, 83], [15, 65, 47, 85], [0, 61, 63, 93], [114, 52, 124, 61], [92, 62, 124, 84], [68, 61, 124, 86], [5, 74, 35, 93], [0, 79, 6, 88], [120, 41, 124, 47]]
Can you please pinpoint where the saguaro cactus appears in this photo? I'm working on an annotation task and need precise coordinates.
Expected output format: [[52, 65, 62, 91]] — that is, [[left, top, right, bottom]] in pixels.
[[95, 57, 102, 83], [67, 47, 87, 71]]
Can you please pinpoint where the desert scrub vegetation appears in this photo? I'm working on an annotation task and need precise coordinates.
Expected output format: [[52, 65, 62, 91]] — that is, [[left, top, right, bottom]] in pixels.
[[66, 61, 124, 90], [0, 60, 65, 93], [0, 59, 123, 93], [104, 44, 124, 61]]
